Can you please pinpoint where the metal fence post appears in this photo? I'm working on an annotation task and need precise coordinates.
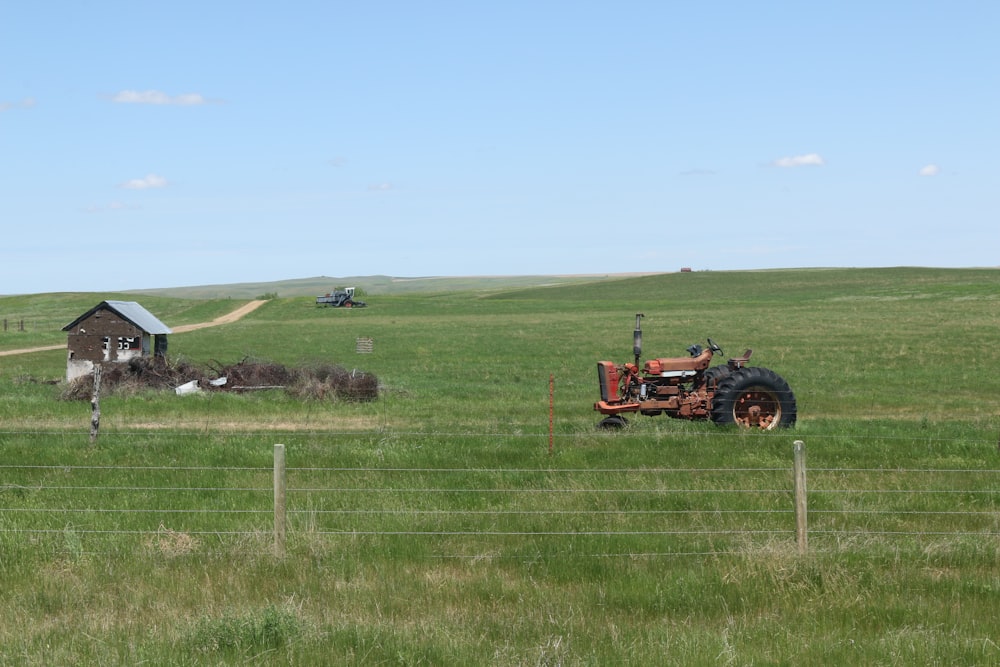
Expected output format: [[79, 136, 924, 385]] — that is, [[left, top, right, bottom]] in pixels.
[[274, 443, 286, 557], [793, 440, 808, 554], [549, 374, 554, 456]]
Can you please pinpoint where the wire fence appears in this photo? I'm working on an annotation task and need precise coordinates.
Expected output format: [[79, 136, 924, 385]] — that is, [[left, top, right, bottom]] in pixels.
[[1, 319, 29, 333], [2, 437, 999, 559]]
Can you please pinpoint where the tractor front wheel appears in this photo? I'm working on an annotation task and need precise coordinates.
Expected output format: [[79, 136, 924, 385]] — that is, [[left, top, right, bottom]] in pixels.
[[597, 415, 629, 430], [710, 367, 796, 429]]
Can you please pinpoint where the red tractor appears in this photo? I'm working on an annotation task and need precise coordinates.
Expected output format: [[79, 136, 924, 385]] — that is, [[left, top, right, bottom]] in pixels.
[[595, 314, 796, 430]]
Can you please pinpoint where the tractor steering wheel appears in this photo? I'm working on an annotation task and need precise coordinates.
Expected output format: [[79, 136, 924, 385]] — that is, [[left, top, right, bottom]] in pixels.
[[707, 338, 724, 355]]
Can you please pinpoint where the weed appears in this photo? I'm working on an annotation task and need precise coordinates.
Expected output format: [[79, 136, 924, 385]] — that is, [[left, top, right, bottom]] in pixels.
[[186, 603, 304, 656]]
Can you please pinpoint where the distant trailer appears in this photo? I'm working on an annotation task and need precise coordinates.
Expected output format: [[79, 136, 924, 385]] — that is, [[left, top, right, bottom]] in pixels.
[[316, 287, 366, 308]]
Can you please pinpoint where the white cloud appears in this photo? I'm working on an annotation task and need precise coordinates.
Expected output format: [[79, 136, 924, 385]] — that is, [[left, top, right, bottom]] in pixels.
[[773, 153, 825, 168], [368, 182, 393, 191], [919, 164, 940, 177], [121, 174, 168, 190], [112, 90, 208, 105], [0, 97, 36, 111]]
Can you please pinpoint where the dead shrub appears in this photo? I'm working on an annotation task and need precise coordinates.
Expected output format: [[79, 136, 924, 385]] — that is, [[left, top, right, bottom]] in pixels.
[[59, 356, 378, 403], [143, 524, 200, 557], [209, 357, 297, 389], [288, 362, 379, 402], [60, 356, 207, 400]]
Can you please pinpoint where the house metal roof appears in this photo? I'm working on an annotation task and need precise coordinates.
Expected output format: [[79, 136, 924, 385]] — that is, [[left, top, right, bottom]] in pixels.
[[62, 300, 173, 335]]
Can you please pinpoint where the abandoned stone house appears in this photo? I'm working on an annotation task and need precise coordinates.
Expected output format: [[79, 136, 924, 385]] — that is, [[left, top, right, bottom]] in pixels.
[[61, 300, 172, 382]]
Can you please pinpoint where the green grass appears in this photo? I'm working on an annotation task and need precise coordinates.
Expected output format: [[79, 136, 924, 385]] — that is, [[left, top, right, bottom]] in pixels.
[[2, 267, 1000, 664]]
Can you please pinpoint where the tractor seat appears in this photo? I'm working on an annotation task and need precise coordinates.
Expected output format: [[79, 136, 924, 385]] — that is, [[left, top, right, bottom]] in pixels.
[[728, 349, 753, 368]]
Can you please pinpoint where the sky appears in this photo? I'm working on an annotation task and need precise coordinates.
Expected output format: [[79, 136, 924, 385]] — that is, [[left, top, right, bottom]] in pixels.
[[2, 1, 998, 294]]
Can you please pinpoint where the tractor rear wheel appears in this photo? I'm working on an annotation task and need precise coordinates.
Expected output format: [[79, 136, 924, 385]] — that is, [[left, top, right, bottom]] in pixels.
[[702, 365, 732, 390], [710, 367, 796, 429]]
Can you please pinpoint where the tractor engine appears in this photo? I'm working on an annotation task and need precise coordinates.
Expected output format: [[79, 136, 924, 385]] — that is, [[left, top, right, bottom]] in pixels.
[[595, 356, 712, 420]]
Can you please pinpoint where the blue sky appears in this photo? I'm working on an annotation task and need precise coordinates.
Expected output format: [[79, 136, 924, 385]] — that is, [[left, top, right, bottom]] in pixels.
[[2, 1, 997, 294]]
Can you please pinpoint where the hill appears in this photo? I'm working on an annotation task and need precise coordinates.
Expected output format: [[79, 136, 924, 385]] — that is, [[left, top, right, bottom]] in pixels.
[[122, 273, 650, 299]]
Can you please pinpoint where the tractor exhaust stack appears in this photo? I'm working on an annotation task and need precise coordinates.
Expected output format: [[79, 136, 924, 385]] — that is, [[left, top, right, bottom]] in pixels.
[[633, 313, 644, 366]]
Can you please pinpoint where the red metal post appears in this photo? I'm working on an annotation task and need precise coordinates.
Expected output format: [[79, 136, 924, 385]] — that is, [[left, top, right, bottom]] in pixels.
[[549, 374, 554, 455]]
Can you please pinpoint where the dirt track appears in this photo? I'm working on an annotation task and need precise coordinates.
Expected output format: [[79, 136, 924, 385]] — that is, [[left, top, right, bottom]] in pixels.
[[0, 300, 268, 357], [170, 299, 267, 333]]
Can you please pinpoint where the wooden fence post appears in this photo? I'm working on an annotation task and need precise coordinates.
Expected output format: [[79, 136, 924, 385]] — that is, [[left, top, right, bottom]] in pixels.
[[89, 366, 102, 445], [274, 443, 286, 557], [793, 440, 808, 554]]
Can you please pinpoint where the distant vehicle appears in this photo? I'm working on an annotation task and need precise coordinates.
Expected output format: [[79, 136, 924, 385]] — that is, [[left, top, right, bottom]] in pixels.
[[315, 287, 366, 308]]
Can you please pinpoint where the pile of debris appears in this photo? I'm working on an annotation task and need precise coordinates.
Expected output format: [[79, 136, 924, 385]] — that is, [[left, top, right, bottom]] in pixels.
[[60, 356, 378, 402]]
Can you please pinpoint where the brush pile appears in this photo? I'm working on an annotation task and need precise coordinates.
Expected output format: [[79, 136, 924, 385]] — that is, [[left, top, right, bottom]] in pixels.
[[60, 356, 378, 402]]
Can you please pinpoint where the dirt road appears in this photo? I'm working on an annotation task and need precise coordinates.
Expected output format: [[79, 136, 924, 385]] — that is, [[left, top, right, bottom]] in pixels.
[[170, 299, 267, 333], [0, 299, 268, 357]]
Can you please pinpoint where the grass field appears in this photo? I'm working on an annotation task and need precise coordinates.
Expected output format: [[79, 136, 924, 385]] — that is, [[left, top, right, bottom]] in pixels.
[[2, 267, 1000, 665]]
